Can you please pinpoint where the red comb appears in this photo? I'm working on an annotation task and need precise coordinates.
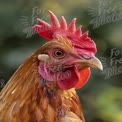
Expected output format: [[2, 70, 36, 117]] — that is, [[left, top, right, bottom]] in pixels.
[[32, 10, 97, 56]]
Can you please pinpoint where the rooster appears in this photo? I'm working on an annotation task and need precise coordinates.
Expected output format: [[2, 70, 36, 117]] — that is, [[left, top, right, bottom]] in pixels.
[[0, 11, 103, 122]]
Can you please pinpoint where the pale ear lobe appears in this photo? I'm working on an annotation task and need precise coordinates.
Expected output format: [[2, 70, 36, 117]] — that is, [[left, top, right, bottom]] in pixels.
[[38, 54, 50, 62]]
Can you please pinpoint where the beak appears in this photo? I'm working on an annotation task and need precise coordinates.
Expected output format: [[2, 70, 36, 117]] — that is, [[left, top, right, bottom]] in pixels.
[[77, 56, 103, 70]]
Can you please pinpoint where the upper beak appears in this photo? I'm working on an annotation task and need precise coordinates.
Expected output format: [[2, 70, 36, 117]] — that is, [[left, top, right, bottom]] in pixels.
[[77, 56, 103, 70]]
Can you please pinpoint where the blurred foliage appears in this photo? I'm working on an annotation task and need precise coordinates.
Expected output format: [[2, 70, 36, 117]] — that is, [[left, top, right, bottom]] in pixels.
[[0, 0, 122, 122]]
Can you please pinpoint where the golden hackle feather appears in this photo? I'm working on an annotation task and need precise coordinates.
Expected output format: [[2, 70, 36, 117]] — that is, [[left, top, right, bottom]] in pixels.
[[0, 38, 85, 122]]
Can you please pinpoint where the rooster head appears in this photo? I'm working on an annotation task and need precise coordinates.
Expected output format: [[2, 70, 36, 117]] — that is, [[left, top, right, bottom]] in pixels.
[[32, 11, 103, 90]]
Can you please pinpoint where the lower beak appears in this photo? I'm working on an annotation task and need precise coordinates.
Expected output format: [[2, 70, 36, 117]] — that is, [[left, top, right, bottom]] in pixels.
[[77, 56, 103, 70]]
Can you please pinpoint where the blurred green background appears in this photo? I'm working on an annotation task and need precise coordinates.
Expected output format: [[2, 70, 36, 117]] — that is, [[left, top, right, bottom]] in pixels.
[[0, 0, 122, 121]]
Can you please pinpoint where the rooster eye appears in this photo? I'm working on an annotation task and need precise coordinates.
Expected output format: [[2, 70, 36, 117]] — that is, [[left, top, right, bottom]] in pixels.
[[53, 48, 65, 59]]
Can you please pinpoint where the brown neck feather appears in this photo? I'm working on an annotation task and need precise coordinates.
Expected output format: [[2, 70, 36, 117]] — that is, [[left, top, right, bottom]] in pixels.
[[0, 46, 84, 122]]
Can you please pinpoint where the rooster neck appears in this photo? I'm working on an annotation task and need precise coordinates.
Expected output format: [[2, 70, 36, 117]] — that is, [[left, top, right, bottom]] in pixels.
[[42, 79, 58, 91], [0, 51, 85, 122], [37, 83, 84, 122]]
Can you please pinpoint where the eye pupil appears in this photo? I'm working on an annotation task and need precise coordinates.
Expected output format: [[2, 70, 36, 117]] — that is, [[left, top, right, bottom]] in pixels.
[[56, 51, 62, 55]]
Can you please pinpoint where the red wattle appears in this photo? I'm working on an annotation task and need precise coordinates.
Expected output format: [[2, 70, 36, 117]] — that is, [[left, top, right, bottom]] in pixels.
[[57, 65, 79, 90], [75, 68, 90, 89]]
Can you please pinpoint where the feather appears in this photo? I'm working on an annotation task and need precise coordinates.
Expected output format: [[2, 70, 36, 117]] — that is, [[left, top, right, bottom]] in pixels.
[[0, 10, 99, 122], [0, 41, 85, 122]]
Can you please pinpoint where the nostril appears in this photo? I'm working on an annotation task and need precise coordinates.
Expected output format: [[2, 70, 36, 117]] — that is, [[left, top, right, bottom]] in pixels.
[[81, 55, 92, 60]]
